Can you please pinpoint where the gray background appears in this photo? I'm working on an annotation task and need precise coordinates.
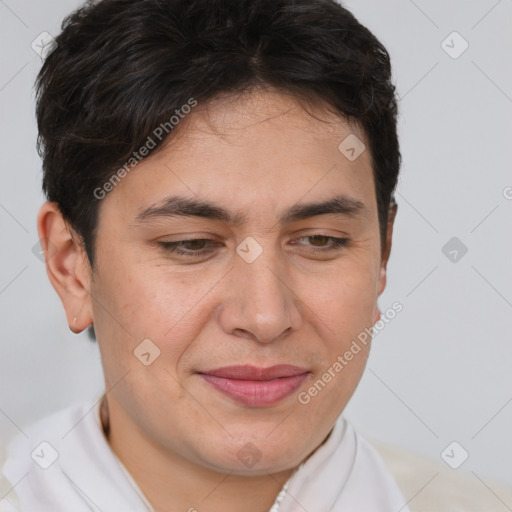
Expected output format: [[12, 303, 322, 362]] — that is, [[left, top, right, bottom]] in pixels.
[[1, 0, 511, 494]]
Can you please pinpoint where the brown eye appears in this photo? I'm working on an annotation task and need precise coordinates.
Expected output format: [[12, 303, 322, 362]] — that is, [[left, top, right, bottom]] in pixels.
[[182, 239, 208, 250], [158, 239, 218, 257], [307, 235, 331, 246], [293, 235, 349, 251]]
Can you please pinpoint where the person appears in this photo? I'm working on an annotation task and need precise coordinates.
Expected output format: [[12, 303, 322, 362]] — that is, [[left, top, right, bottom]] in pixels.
[[2, 1, 511, 511]]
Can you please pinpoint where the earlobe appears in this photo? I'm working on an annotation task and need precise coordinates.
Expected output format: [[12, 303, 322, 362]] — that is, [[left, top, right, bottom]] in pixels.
[[37, 201, 93, 334]]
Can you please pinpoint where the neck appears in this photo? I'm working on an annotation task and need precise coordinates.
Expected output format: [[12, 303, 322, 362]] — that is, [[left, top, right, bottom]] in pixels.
[[102, 398, 297, 512]]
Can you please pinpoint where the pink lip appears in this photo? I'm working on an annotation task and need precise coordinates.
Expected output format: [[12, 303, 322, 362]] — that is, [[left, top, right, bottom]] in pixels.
[[198, 365, 310, 407]]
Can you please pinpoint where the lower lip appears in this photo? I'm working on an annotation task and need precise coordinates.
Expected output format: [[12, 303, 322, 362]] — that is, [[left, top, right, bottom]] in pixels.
[[199, 373, 310, 407]]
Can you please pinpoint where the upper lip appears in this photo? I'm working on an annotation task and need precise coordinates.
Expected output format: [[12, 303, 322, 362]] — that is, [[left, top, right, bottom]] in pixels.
[[198, 364, 309, 381]]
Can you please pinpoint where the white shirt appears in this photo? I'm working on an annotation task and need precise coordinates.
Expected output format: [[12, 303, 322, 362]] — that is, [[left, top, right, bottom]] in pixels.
[[1, 397, 409, 512]]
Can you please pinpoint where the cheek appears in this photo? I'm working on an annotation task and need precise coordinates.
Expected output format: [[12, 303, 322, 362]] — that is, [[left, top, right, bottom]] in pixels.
[[297, 259, 378, 406], [307, 257, 379, 336], [296, 274, 376, 424], [92, 258, 221, 369], [327, 278, 377, 333]]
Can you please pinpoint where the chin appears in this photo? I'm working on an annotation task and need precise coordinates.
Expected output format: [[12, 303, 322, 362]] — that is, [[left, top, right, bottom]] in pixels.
[[191, 426, 309, 476]]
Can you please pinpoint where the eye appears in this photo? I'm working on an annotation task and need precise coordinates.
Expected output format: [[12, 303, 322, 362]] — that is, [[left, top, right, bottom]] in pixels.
[[292, 235, 349, 252], [158, 235, 349, 260], [158, 239, 218, 257]]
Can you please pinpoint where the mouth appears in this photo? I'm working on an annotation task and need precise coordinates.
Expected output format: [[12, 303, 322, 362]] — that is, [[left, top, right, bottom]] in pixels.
[[196, 365, 310, 407]]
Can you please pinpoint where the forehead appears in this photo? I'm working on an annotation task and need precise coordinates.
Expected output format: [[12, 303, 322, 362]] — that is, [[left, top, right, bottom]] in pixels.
[[100, 88, 376, 224], [167, 88, 367, 156]]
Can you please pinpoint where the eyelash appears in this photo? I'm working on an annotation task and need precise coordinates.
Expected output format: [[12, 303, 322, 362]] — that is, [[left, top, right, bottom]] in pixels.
[[158, 235, 349, 257]]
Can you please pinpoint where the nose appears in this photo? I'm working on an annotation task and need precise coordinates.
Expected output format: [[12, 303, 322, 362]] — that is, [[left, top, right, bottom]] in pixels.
[[217, 244, 303, 344]]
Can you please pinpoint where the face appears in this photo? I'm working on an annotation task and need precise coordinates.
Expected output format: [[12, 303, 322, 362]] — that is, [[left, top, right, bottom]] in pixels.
[[47, 88, 392, 476]]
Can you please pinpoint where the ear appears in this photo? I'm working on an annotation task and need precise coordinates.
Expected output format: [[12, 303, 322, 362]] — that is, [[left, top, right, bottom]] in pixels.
[[37, 201, 93, 334], [373, 200, 398, 324]]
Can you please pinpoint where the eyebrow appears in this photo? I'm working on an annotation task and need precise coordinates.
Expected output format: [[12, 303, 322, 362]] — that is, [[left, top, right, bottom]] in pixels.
[[133, 194, 367, 226]]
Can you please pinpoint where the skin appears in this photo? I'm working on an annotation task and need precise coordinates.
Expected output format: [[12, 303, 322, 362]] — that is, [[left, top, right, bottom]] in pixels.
[[38, 87, 396, 512]]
